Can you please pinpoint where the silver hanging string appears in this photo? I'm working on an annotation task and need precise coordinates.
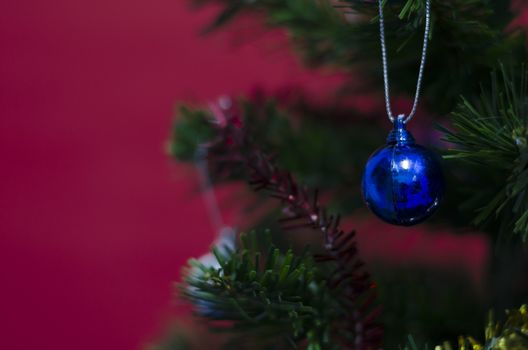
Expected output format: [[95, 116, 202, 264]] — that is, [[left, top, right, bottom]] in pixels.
[[195, 145, 224, 233], [378, 0, 431, 124], [194, 145, 236, 247]]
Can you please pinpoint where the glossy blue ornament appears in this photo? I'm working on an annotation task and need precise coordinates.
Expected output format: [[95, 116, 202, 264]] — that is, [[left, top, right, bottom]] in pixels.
[[361, 118, 444, 226]]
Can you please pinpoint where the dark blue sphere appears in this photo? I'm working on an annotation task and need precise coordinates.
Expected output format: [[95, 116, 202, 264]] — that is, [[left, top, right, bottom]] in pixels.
[[361, 119, 444, 226]]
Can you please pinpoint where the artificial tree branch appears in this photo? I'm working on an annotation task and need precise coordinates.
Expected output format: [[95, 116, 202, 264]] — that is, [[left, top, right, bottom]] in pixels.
[[201, 101, 382, 349]]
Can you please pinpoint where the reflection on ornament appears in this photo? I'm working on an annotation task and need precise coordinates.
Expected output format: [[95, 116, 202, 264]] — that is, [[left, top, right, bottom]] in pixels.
[[400, 159, 411, 170], [361, 118, 444, 226]]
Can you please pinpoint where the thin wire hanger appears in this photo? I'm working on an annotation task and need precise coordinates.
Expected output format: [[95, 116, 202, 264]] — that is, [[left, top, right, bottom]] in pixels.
[[378, 0, 431, 124], [194, 144, 236, 253]]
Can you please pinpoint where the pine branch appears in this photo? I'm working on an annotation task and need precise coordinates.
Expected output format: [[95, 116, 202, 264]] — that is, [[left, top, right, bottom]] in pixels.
[[440, 64, 528, 242], [176, 102, 382, 349], [400, 305, 528, 350], [170, 99, 385, 215], [183, 231, 337, 349], [453, 304, 528, 350]]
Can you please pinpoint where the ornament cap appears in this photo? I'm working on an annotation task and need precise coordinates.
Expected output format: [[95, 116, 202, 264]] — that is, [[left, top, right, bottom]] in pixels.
[[387, 115, 415, 145]]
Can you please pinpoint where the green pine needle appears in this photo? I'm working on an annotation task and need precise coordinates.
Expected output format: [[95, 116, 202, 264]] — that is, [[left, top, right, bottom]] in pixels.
[[441, 64, 528, 242], [181, 230, 340, 349]]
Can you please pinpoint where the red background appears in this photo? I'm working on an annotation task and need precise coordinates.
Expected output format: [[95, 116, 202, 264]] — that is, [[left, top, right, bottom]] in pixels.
[[0, 1, 487, 350]]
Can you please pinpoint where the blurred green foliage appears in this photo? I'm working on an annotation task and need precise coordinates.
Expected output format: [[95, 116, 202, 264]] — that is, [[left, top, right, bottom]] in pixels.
[[193, 0, 525, 113]]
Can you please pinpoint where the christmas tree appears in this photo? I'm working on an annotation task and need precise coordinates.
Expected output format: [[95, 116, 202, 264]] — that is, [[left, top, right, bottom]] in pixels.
[[155, 0, 528, 349]]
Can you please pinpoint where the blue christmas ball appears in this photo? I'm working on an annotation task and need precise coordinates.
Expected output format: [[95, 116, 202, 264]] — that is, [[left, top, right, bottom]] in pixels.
[[361, 118, 444, 226]]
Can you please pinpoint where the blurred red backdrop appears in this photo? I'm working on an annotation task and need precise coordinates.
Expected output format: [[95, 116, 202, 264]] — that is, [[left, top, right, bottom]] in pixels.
[[0, 1, 487, 350]]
